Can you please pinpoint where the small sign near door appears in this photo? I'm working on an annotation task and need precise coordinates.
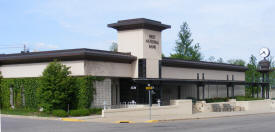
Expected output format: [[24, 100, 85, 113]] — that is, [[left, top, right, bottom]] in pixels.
[[130, 86, 136, 90]]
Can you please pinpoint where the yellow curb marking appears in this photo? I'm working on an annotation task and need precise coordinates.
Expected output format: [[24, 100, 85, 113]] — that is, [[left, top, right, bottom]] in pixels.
[[61, 118, 85, 122], [144, 120, 159, 123], [115, 120, 135, 123]]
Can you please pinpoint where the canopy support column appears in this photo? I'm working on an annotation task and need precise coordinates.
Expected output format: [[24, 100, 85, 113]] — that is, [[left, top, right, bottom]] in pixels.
[[257, 86, 259, 98], [266, 73, 270, 99], [252, 85, 255, 98], [231, 75, 235, 98], [197, 85, 200, 100], [202, 85, 205, 100], [177, 86, 181, 99]]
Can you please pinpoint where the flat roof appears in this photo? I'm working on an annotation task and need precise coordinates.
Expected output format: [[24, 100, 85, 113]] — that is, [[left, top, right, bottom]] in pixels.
[[0, 48, 248, 72], [0, 48, 137, 65], [162, 57, 248, 72], [108, 18, 171, 31]]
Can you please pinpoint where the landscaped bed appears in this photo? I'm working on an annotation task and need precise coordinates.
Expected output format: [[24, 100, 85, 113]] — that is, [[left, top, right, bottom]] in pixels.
[[204, 96, 264, 103]]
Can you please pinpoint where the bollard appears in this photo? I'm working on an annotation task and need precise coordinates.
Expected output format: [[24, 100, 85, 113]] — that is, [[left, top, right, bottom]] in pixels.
[[157, 99, 161, 107], [102, 101, 106, 118], [101, 109, 105, 118]]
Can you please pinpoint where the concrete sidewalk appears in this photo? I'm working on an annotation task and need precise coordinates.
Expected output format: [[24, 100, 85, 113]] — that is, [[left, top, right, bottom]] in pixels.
[[72, 109, 275, 123]]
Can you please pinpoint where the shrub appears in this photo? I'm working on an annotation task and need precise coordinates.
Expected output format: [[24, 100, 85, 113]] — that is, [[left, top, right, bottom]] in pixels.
[[52, 109, 68, 117], [69, 109, 90, 117], [89, 108, 102, 115], [205, 97, 229, 103], [235, 96, 263, 101]]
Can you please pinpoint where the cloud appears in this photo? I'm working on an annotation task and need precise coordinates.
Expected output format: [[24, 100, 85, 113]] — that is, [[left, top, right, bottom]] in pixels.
[[21, 0, 275, 61]]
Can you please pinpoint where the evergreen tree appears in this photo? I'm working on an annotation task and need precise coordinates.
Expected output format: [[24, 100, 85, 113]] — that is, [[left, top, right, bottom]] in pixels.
[[38, 60, 76, 112], [170, 22, 202, 61]]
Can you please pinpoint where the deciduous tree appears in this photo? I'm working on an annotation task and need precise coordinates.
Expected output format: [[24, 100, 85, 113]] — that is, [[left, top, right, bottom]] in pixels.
[[245, 55, 261, 96]]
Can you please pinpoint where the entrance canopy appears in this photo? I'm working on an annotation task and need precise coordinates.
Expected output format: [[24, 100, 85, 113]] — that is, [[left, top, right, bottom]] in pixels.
[[133, 78, 270, 100]]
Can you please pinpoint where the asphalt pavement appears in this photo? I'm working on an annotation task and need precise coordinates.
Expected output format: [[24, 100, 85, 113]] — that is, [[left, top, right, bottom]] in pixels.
[[2, 113, 275, 132]]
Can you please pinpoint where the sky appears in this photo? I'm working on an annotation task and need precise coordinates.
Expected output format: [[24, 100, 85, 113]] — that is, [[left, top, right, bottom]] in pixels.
[[0, 0, 274, 63]]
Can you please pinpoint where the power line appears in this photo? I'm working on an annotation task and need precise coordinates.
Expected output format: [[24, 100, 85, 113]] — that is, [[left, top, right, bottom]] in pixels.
[[0, 44, 29, 53]]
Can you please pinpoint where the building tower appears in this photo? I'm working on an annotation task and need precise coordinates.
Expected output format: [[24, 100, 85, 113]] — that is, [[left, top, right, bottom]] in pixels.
[[108, 18, 170, 78]]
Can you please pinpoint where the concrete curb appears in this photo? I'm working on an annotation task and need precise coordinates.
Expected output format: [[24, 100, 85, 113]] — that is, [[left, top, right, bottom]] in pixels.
[[61, 118, 85, 122], [158, 112, 275, 123], [144, 120, 159, 123]]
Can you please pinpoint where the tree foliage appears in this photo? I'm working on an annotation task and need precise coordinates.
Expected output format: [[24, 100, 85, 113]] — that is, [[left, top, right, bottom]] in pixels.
[[38, 60, 76, 112], [216, 57, 224, 63], [245, 55, 261, 96], [267, 56, 275, 87], [110, 42, 118, 52], [170, 22, 202, 61], [227, 59, 246, 66], [208, 56, 216, 62], [0, 71, 2, 108]]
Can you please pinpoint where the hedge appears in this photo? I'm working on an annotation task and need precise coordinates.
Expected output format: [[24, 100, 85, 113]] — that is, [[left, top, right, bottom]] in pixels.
[[0, 76, 103, 110], [52, 109, 68, 117], [69, 108, 102, 117], [69, 109, 90, 117], [205, 96, 263, 103]]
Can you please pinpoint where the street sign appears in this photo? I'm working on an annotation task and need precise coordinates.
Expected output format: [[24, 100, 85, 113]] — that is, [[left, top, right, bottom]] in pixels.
[[146, 84, 153, 120], [146, 86, 153, 90]]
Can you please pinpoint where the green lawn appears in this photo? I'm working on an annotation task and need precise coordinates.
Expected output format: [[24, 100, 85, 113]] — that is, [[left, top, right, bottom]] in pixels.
[[0, 108, 51, 117]]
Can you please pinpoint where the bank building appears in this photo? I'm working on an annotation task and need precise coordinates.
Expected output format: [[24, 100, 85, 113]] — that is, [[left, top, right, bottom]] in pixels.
[[0, 18, 270, 108]]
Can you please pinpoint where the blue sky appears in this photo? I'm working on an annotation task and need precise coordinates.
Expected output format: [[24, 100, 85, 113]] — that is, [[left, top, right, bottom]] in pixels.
[[0, 0, 274, 62]]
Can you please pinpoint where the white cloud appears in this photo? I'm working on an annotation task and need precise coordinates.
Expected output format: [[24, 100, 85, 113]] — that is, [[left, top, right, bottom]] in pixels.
[[24, 0, 275, 62]]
